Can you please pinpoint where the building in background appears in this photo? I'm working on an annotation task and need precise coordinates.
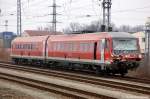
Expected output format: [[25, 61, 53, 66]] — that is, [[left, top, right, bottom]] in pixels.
[[0, 31, 16, 48], [132, 31, 145, 54]]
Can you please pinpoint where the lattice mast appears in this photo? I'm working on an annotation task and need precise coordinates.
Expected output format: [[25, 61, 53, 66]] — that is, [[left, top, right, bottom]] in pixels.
[[102, 0, 112, 32], [17, 0, 22, 36]]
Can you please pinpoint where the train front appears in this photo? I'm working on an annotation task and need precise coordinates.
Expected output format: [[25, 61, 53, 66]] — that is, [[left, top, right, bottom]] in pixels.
[[111, 38, 142, 75]]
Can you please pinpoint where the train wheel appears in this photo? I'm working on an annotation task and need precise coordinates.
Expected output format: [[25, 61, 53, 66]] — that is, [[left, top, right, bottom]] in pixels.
[[95, 66, 101, 75], [120, 73, 125, 77]]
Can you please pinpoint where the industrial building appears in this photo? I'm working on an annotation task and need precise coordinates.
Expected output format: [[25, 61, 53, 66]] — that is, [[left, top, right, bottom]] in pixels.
[[132, 31, 146, 54], [0, 31, 16, 48]]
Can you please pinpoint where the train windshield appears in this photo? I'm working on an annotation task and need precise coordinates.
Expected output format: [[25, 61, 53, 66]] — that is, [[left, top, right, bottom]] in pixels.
[[113, 39, 138, 51]]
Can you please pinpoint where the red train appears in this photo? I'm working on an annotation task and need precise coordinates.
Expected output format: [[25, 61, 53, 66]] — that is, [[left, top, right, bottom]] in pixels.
[[11, 32, 142, 76]]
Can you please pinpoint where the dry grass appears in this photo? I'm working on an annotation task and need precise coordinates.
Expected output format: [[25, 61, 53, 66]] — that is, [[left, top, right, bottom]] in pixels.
[[128, 59, 150, 79], [0, 48, 11, 62]]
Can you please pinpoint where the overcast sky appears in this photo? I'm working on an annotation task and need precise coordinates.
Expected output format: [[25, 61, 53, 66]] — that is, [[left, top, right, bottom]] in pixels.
[[0, 0, 150, 33]]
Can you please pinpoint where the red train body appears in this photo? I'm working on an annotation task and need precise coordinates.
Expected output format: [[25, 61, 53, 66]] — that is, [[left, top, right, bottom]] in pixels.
[[11, 32, 142, 76]]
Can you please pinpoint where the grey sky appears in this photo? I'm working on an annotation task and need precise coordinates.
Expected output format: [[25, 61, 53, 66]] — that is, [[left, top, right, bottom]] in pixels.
[[0, 0, 150, 33]]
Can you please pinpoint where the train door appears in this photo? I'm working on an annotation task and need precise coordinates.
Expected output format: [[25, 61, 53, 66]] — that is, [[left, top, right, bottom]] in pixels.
[[100, 39, 105, 63], [94, 42, 97, 60], [104, 38, 111, 60]]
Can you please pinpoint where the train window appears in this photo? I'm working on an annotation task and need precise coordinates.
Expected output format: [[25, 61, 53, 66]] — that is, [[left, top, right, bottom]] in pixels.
[[87, 44, 89, 51], [72, 43, 76, 51], [15, 45, 17, 49], [105, 39, 109, 50], [56, 43, 59, 51], [87, 43, 91, 52], [28, 44, 30, 49], [60, 43, 65, 51], [20, 44, 22, 49], [80, 43, 88, 52], [50, 43, 54, 51], [63, 43, 65, 51], [57, 43, 60, 51], [18, 44, 20, 49], [17, 44, 19, 49], [84, 43, 87, 52], [54, 43, 56, 51], [71, 43, 73, 51], [142, 38, 145, 42], [25, 44, 27, 49], [68, 43, 71, 51], [19, 44, 21, 49], [80, 43, 83, 52], [23, 44, 25, 49], [31, 43, 35, 50], [63, 43, 66, 51], [59, 43, 61, 51], [30, 44, 32, 49], [18, 45, 20, 49]]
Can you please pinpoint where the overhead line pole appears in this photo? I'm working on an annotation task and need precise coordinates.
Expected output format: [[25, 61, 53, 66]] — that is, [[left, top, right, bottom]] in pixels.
[[101, 0, 112, 32], [49, 0, 61, 34], [5, 20, 8, 31], [52, 0, 56, 33], [145, 17, 150, 76], [17, 0, 22, 36]]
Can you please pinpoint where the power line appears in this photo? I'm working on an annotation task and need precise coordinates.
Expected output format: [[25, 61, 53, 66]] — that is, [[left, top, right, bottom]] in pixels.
[[113, 5, 150, 13]]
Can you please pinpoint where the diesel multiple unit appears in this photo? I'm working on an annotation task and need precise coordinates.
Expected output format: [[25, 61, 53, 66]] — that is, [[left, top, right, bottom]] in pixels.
[[11, 32, 142, 76]]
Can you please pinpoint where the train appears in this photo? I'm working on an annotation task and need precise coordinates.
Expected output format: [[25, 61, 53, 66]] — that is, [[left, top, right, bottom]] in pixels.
[[10, 32, 142, 76]]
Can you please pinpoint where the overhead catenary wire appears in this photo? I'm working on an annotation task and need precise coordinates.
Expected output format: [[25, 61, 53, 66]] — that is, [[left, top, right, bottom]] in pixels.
[[1, 0, 150, 32]]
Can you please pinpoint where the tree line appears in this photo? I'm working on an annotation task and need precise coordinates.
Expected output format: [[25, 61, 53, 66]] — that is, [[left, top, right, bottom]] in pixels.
[[37, 20, 145, 34]]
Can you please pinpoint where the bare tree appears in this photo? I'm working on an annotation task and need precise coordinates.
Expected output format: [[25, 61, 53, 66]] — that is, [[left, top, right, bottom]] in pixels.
[[63, 22, 83, 33], [63, 20, 117, 33], [37, 25, 53, 31], [117, 25, 144, 33]]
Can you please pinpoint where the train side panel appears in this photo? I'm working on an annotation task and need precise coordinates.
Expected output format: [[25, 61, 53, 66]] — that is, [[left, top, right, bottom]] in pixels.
[[11, 36, 49, 62], [46, 33, 111, 65]]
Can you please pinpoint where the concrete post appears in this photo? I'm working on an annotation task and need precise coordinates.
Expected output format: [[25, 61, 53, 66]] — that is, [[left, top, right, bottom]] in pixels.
[[145, 17, 150, 76]]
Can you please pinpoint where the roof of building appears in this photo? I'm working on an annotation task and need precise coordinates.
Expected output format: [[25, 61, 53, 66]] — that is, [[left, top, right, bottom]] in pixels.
[[0, 31, 15, 39], [12, 35, 49, 43], [132, 31, 145, 38], [23, 30, 63, 36]]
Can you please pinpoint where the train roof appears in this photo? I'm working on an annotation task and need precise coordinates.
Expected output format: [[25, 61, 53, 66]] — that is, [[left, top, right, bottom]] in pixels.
[[49, 32, 110, 41], [49, 32, 135, 42], [12, 32, 135, 43], [107, 32, 135, 38]]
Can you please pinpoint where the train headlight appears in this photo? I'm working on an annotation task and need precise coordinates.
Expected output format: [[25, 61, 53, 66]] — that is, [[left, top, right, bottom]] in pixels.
[[138, 54, 142, 58], [125, 55, 129, 58]]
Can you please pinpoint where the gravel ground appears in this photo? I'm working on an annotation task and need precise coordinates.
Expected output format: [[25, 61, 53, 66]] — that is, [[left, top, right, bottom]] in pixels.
[[0, 67, 149, 99], [0, 79, 70, 99], [0, 87, 34, 99]]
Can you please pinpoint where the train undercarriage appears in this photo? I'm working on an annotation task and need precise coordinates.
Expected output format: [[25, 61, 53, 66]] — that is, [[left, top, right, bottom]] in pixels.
[[12, 57, 140, 77]]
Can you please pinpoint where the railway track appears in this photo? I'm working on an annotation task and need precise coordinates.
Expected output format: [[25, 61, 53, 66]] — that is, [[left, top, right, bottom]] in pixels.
[[1, 61, 150, 84], [0, 62, 150, 97], [0, 69, 114, 99]]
